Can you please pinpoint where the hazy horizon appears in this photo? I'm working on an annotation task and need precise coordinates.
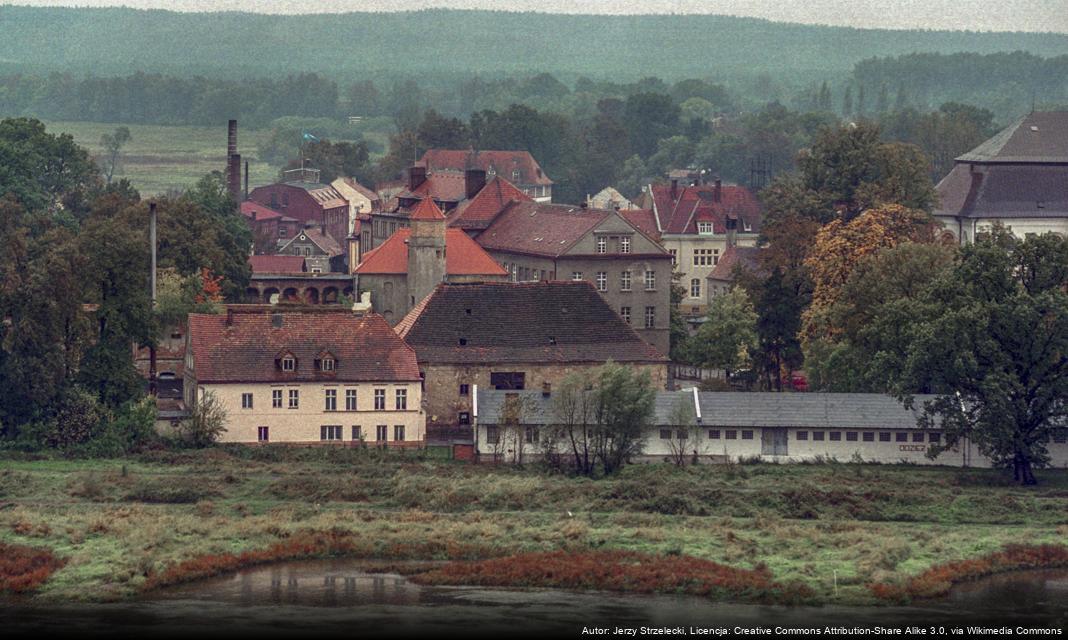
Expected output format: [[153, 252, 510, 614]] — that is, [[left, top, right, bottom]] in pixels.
[[4, 0, 1068, 34]]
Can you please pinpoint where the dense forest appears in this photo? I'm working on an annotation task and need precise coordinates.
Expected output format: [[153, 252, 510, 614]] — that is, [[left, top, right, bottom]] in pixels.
[[3, 6, 1068, 83]]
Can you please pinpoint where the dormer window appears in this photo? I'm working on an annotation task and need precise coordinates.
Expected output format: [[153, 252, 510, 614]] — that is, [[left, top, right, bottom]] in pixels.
[[743, 221, 752, 232], [281, 355, 295, 371], [321, 357, 335, 372], [315, 351, 337, 372], [697, 222, 714, 234]]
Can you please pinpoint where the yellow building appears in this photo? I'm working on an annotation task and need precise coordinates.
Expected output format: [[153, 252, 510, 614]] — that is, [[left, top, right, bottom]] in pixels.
[[185, 306, 424, 445]]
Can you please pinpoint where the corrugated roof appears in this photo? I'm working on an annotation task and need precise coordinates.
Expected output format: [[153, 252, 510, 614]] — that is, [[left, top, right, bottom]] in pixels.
[[187, 309, 421, 384]]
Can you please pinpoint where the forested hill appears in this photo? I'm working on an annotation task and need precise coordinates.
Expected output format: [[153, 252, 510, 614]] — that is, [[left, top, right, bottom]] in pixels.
[[2, 6, 1068, 80]]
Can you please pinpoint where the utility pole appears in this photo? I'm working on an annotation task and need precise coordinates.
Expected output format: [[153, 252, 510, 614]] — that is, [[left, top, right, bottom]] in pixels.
[[148, 201, 158, 397]]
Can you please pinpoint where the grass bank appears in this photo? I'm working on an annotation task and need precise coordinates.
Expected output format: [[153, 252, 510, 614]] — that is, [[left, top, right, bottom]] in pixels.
[[1, 447, 1066, 604]]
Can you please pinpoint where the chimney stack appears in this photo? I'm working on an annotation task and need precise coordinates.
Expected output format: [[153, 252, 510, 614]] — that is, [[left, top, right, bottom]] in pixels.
[[464, 168, 486, 200], [714, 178, 722, 203], [244, 159, 249, 200], [228, 153, 242, 202], [227, 119, 237, 158], [409, 166, 427, 191], [670, 179, 678, 201], [726, 217, 737, 248]]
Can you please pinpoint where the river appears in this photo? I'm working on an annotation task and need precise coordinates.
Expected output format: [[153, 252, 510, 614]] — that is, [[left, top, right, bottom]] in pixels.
[[3, 560, 1065, 637]]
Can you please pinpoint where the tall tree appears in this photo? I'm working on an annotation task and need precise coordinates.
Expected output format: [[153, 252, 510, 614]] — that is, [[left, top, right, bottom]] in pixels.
[[99, 126, 131, 185], [686, 288, 757, 377]]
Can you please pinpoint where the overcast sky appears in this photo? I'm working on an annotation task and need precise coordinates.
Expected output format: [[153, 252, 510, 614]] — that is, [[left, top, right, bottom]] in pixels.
[[6, 0, 1068, 34]]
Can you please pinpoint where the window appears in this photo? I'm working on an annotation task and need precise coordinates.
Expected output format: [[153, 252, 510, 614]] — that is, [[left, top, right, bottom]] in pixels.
[[846, 432, 858, 442], [620, 270, 632, 291], [456, 384, 469, 397], [644, 306, 655, 329], [257, 426, 269, 442], [797, 431, 809, 441], [279, 227, 287, 238], [321, 357, 335, 372], [304, 247, 312, 256], [394, 425, 405, 441], [912, 432, 925, 443], [511, 264, 517, 282], [374, 389, 385, 410], [620, 236, 631, 254], [697, 221, 713, 234], [490, 372, 525, 390], [895, 432, 908, 442], [311, 268, 322, 274], [571, 272, 583, 281], [351, 425, 362, 441], [281, 355, 295, 371], [830, 432, 842, 441], [376, 425, 388, 442], [525, 427, 539, 444], [620, 306, 631, 324], [486, 426, 500, 444], [690, 279, 701, 298], [288, 389, 299, 409], [741, 430, 753, 440], [596, 272, 607, 292], [725, 430, 737, 440], [241, 393, 253, 409], [659, 429, 672, 440], [693, 248, 719, 266], [596, 236, 607, 254], [395, 389, 407, 410], [325, 389, 337, 411], [345, 389, 357, 411], [813, 431, 825, 441], [320, 425, 342, 441], [458, 412, 470, 425], [929, 432, 942, 443], [644, 270, 656, 290], [668, 248, 676, 265], [272, 389, 282, 408], [708, 429, 721, 439], [863, 432, 875, 442], [879, 432, 891, 442]]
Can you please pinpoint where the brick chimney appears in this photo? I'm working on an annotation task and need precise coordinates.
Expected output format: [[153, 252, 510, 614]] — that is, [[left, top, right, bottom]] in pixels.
[[409, 166, 427, 191], [713, 179, 722, 203], [228, 153, 242, 202], [670, 179, 678, 201], [465, 168, 486, 200], [726, 217, 737, 248]]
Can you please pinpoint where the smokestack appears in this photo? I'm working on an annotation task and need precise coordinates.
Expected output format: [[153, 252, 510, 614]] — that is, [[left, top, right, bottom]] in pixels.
[[464, 168, 486, 200], [244, 159, 249, 200], [228, 153, 242, 202], [670, 179, 678, 201], [409, 166, 427, 191]]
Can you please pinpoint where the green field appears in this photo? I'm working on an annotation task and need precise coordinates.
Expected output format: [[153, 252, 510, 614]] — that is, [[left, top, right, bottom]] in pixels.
[[43, 121, 280, 196], [2, 448, 1066, 604]]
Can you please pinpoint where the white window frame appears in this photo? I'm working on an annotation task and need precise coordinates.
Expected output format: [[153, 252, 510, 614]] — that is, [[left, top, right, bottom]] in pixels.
[[620, 236, 631, 254], [288, 389, 299, 409], [596, 236, 607, 254], [620, 270, 631, 291], [644, 270, 656, 290], [325, 389, 337, 412], [571, 272, 583, 281], [690, 278, 701, 298], [596, 271, 607, 292], [241, 393, 253, 409]]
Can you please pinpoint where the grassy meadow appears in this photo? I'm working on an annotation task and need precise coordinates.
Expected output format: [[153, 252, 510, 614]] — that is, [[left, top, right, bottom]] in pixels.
[[1, 448, 1067, 604], [43, 121, 279, 196]]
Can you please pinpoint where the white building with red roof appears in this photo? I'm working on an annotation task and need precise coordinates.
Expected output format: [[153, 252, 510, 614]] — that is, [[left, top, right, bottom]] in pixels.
[[635, 177, 763, 318], [185, 306, 424, 445]]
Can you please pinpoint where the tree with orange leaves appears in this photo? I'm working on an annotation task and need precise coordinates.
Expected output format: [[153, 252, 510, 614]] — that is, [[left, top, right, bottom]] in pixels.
[[195, 267, 224, 305]]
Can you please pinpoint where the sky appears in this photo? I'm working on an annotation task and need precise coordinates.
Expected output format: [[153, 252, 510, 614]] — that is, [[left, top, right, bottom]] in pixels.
[[6, 0, 1068, 34]]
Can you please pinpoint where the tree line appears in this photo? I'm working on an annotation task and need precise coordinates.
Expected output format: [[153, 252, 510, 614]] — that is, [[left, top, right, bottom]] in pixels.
[[0, 118, 251, 454]]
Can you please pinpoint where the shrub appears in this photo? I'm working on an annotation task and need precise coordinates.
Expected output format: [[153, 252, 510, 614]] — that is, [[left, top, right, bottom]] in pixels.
[[0, 543, 66, 593], [125, 477, 219, 504]]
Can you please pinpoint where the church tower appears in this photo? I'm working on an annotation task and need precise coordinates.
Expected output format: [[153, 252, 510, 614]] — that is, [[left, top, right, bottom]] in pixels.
[[406, 197, 447, 309]]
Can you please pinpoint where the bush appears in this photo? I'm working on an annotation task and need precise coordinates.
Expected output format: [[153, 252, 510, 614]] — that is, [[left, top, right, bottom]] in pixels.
[[177, 391, 227, 447], [0, 543, 66, 593]]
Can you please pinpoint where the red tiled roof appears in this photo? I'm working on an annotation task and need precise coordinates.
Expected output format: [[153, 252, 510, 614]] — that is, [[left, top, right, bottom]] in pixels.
[[618, 208, 660, 242], [447, 176, 532, 230], [420, 149, 553, 186], [410, 197, 446, 221], [397, 281, 666, 364], [354, 228, 507, 276], [707, 246, 765, 282], [241, 200, 284, 222], [476, 202, 613, 257], [649, 183, 762, 235], [249, 255, 307, 274], [188, 308, 421, 384], [397, 171, 469, 203]]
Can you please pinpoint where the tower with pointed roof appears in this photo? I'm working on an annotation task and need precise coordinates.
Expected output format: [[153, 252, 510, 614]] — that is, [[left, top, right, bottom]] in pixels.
[[406, 198, 447, 309]]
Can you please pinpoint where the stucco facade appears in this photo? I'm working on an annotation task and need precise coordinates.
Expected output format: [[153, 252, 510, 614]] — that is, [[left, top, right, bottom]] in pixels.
[[663, 231, 759, 317], [191, 381, 424, 445]]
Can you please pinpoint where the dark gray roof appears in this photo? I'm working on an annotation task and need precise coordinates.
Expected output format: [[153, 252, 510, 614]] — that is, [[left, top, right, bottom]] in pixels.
[[476, 389, 939, 429], [956, 112, 1068, 164], [935, 163, 1068, 219]]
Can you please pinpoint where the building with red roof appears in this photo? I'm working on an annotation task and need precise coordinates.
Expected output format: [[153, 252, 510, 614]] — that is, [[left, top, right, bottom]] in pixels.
[[419, 149, 553, 202], [635, 176, 763, 318], [185, 306, 424, 445], [354, 198, 508, 325], [247, 175, 350, 250], [248, 255, 307, 274]]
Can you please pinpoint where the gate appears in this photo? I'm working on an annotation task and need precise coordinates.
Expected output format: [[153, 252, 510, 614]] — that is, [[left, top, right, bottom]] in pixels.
[[761, 428, 788, 456]]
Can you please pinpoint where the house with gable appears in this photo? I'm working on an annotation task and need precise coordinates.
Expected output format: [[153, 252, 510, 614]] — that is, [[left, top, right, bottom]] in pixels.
[[419, 149, 553, 202]]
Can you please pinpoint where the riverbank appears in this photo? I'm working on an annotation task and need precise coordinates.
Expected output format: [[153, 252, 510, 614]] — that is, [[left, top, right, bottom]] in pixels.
[[1, 447, 1066, 605]]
